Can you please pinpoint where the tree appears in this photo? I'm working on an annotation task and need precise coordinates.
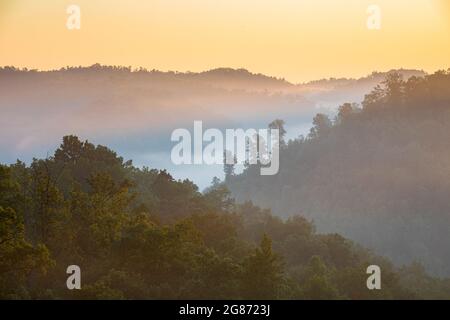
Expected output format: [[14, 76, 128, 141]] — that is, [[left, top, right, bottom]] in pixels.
[[29, 159, 66, 246], [363, 72, 405, 109], [223, 150, 235, 181], [383, 72, 404, 107], [0, 205, 53, 298], [300, 256, 339, 300], [203, 184, 234, 213], [309, 114, 332, 139], [82, 172, 132, 253], [336, 103, 358, 124], [241, 234, 284, 299], [268, 119, 287, 146]]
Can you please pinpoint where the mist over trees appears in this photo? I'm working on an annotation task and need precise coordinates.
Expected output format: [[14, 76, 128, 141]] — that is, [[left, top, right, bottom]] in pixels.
[[1, 134, 450, 299], [1, 67, 449, 299], [226, 70, 450, 277], [0, 65, 424, 167]]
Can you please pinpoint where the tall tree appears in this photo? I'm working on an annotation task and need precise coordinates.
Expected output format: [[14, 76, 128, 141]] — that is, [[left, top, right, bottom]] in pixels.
[[241, 234, 284, 299], [268, 119, 287, 146]]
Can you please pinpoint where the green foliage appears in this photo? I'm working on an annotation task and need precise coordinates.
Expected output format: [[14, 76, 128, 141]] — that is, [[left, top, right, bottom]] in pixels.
[[1, 120, 450, 299], [299, 256, 339, 300], [0, 166, 54, 298], [241, 234, 285, 299]]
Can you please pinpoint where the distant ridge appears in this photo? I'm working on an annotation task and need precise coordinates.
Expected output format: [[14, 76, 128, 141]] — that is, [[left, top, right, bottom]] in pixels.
[[302, 69, 427, 87], [0, 64, 428, 87]]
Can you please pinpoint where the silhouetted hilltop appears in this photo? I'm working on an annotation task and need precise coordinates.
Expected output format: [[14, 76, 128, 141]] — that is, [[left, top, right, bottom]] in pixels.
[[0, 65, 425, 91], [0, 65, 291, 91], [188, 68, 292, 90]]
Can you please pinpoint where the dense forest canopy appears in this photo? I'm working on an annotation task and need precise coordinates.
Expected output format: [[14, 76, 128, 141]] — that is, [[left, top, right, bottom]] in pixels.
[[1, 132, 450, 299], [226, 70, 450, 277], [1, 69, 450, 299]]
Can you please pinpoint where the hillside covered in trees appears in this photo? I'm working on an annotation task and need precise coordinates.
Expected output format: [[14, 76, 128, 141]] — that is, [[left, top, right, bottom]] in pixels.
[[0, 66, 426, 189], [1, 135, 450, 299], [226, 70, 450, 277]]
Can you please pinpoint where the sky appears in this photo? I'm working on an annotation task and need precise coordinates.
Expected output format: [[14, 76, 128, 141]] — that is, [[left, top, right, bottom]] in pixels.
[[0, 0, 449, 83]]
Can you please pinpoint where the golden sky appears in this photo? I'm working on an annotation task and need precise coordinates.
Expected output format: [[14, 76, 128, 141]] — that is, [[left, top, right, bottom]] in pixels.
[[0, 0, 449, 82]]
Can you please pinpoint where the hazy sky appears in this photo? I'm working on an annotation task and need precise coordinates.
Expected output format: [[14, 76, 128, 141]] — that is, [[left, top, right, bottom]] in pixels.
[[0, 0, 449, 82]]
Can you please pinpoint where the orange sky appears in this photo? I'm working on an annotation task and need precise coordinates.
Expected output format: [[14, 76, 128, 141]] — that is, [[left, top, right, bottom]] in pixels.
[[0, 0, 449, 82]]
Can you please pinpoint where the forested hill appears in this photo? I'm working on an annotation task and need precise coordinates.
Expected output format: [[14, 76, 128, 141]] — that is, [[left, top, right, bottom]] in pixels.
[[1, 135, 450, 299], [226, 70, 450, 277], [0, 65, 425, 189]]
